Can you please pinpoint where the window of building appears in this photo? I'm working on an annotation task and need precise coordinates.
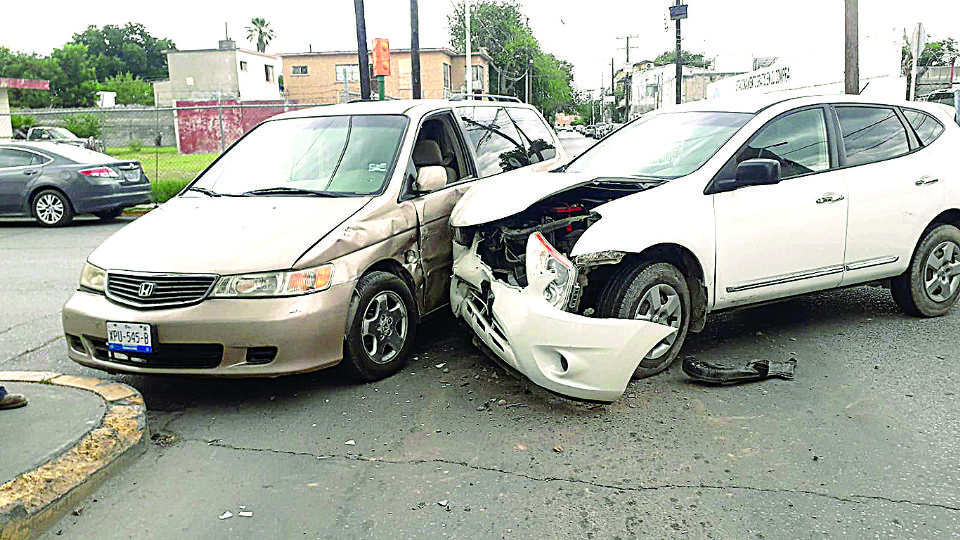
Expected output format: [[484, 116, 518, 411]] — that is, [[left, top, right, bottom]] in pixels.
[[292, 65, 308, 76], [902, 108, 945, 147], [471, 65, 483, 88], [443, 63, 452, 91], [240, 61, 248, 72], [336, 64, 361, 82], [265, 65, 275, 82], [836, 106, 909, 167]]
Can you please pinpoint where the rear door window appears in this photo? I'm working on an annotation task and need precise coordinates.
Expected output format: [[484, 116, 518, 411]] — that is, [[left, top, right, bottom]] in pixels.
[[902, 108, 945, 147], [835, 106, 910, 166], [456, 106, 529, 177], [0, 148, 42, 168], [506, 107, 557, 163]]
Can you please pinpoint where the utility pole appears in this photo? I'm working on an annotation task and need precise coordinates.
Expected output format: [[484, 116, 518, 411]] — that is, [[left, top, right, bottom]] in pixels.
[[353, 0, 372, 100], [669, 1, 687, 105], [844, 0, 859, 94], [411, 0, 421, 98], [465, 0, 473, 95], [617, 35, 639, 64]]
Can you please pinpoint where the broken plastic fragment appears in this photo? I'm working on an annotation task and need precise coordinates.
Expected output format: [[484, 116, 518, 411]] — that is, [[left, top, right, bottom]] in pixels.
[[435, 363, 446, 368], [219, 511, 233, 520], [682, 357, 797, 385], [438, 500, 449, 507], [345, 440, 356, 445], [239, 511, 253, 517]]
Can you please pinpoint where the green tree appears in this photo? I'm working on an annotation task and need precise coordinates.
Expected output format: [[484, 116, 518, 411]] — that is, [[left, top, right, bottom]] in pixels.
[[447, 0, 575, 117], [98, 72, 155, 105], [71, 23, 176, 81], [654, 49, 712, 69], [246, 18, 275, 53], [48, 44, 98, 107]]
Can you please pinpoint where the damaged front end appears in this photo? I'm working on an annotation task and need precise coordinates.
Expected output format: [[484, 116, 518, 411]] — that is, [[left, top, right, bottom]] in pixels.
[[450, 179, 676, 402]]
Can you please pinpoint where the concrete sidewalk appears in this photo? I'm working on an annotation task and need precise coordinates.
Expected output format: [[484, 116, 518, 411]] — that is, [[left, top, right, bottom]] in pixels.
[[0, 372, 147, 540]]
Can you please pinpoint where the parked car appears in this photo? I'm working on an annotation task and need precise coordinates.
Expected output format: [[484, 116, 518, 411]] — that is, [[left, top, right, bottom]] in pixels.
[[13, 126, 106, 153], [449, 93, 960, 401], [0, 142, 151, 226], [919, 88, 960, 108], [62, 97, 566, 381]]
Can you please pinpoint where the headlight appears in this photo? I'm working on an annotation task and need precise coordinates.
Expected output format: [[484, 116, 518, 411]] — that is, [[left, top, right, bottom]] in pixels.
[[211, 264, 333, 297], [526, 232, 577, 309], [79, 262, 106, 292]]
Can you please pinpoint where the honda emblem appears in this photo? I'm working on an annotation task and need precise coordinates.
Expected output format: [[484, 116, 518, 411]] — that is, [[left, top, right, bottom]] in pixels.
[[138, 282, 156, 297]]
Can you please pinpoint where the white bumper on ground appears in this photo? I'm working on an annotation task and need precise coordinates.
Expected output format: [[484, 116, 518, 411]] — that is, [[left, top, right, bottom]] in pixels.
[[450, 242, 676, 402]]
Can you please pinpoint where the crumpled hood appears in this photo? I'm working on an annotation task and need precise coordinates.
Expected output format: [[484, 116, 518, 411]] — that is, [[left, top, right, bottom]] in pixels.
[[88, 195, 371, 274], [450, 170, 599, 226]]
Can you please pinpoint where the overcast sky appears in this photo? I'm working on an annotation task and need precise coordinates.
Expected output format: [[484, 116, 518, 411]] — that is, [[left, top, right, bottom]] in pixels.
[[4, 0, 959, 93]]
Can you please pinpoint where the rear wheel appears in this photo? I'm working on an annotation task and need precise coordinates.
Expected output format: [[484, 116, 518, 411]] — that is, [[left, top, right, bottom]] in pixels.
[[33, 190, 73, 227], [598, 261, 691, 378], [340, 271, 417, 382], [891, 224, 960, 317], [94, 208, 123, 221]]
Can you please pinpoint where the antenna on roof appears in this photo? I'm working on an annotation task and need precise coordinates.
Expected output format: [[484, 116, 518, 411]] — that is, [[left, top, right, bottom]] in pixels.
[[224, 22, 229, 40]]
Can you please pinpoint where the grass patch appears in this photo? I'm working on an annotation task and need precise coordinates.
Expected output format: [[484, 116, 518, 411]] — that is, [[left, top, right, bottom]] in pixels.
[[106, 147, 218, 185], [152, 180, 191, 204]]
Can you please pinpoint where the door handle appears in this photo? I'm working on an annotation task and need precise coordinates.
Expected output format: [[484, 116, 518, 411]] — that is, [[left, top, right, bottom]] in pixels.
[[816, 192, 845, 204], [22, 169, 39, 176], [915, 176, 939, 186]]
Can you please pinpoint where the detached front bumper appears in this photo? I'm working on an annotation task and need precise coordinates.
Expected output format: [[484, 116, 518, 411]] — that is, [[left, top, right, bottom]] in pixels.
[[450, 243, 676, 402], [62, 282, 354, 377]]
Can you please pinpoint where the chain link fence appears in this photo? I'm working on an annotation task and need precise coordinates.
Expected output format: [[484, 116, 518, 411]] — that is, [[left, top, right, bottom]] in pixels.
[[1, 100, 337, 204]]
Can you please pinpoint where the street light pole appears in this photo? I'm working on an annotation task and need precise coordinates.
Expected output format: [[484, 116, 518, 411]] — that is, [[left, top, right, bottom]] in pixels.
[[674, 0, 682, 104], [465, 0, 473, 95], [844, 0, 859, 94], [353, 0, 372, 100]]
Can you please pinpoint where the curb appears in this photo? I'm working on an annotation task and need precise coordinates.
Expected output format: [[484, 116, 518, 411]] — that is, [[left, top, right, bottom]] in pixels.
[[0, 372, 148, 540]]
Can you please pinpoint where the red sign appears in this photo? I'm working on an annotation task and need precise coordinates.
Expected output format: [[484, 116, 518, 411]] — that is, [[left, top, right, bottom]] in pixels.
[[372, 38, 391, 77], [0, 78, 50, 90]]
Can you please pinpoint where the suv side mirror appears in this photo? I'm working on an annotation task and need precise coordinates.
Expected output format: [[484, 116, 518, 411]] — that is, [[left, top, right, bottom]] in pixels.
[[735, 158, 781, 186], [413, 166, 447, 193]]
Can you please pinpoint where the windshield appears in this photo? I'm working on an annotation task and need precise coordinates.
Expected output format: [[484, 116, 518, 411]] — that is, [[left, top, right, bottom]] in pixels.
[[193, 115, 408, 196], [566, 111, 753, 179], [48, 128, 78, 140]]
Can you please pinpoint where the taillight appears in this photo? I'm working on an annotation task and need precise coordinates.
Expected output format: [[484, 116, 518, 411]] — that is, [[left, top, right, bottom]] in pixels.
[[79, 167, 119, 178]]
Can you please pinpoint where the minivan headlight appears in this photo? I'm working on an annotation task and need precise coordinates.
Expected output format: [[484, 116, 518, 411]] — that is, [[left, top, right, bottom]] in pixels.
[[211, 264, 333, 297], [526, 232, 576, 309], [79, 262, 106, 292]]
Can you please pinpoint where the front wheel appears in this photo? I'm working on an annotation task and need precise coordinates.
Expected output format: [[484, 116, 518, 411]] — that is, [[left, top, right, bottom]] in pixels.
[[33, 190, 74, 227], [340, 271, 417, 382], [598, 261, 691, 378], [891, 224, 960, 317]]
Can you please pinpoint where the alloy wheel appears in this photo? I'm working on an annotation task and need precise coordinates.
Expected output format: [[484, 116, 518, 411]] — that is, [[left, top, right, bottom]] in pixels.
[[634, 283, 683, 359], [924, 240, 960, 303], [360, 290, 409, 364], [35, 193, 65, 225]]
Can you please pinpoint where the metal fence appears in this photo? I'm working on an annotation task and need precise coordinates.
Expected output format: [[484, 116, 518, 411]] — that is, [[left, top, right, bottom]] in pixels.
[[1, 101, 337, 201]]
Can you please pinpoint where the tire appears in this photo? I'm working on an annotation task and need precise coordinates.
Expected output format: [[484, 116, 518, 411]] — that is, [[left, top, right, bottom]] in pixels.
[[340, 271, 418, 382], [891, 224, 960, 317], [598, 261, 691, 379], [94, 208, 123, 221], [32, 189, 74, 227]]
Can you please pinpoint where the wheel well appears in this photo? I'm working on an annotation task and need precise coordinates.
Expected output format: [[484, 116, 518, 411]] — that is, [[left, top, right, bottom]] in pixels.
[[361, 259, 420, 321], [928, 209, 960, 232], [626, 244, 708, 332], [29, 186, 74, 215]]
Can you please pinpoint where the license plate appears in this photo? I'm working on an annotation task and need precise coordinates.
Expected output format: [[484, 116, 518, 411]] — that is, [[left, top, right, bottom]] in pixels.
[[106, 321, 152, 353]]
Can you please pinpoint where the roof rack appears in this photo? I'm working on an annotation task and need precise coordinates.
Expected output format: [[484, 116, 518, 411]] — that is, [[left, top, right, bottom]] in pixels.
[[449, 93, 522, 103]]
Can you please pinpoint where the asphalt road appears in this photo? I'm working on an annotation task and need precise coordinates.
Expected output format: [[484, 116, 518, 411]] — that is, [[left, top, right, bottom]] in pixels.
[[3, 134, 960, 538]]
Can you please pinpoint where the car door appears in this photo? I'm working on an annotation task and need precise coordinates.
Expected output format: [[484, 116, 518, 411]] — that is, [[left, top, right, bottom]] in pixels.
[[712, 106, 848, 308], [406, 111, 478, 313], [0, 147, 45, 213], [836, 105, 946, 285]]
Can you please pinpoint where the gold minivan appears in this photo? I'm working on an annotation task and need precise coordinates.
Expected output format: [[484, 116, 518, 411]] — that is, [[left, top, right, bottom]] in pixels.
[[62, 98, 565, 381]]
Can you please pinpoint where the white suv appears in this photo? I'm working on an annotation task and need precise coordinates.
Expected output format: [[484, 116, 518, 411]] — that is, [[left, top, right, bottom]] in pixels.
[[450, 94, 960, 401]]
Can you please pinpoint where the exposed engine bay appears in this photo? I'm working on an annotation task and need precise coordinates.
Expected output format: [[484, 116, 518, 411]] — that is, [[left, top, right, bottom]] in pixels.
[[455, 178, 664, 312]]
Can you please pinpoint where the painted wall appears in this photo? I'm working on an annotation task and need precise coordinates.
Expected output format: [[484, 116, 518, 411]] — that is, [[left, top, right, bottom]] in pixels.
[[236, 50, 284, 101], [167, 49, 240, 101], [174, 100, 306, 154]]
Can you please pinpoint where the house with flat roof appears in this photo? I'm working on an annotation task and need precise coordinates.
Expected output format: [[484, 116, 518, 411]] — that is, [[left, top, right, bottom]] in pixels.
[[153, 40, 283, 106], [280, 48, 491, 104]]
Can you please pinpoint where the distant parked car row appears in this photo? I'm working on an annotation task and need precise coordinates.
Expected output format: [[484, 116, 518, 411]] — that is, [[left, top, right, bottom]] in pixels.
[[13, 126, 106, 153]]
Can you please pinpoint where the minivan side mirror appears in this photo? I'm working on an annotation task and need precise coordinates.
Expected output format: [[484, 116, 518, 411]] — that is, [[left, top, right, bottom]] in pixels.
[[413, 166, 447, 193], [735, 158, 781, 186]]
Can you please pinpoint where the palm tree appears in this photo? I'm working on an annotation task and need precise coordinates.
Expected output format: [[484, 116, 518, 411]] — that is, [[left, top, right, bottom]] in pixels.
[[245, 18, 275, 53]]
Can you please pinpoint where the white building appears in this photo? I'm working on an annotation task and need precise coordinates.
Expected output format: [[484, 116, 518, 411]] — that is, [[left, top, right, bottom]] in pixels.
[[153, 40, 284, 106]]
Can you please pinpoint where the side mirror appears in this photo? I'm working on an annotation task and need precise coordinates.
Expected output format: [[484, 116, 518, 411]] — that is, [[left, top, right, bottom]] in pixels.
[[735, 158, 781, 186], [413, 166, 447, 193]]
